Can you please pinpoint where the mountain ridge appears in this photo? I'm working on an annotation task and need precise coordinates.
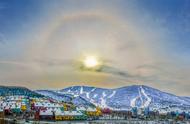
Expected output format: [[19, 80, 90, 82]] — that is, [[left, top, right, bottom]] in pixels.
[[1, 85, 189, 112], [36, 85, 190, 111], [0, 85, 44, 97]]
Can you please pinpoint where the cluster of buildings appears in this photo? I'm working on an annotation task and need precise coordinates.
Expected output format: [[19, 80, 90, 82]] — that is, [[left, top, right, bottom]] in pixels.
[[0, 95, 102, 121], [0, 96, 28, 114], [0, 95, 190, 122]]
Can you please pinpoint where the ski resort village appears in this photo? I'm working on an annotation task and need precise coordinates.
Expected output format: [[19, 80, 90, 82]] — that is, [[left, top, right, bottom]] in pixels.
[[0, 85, 190, 123]]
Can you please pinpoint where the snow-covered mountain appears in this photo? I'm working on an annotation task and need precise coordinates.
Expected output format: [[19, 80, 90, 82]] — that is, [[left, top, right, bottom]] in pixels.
[[35, 90, 95, 107], [36, 85, 190, 111]]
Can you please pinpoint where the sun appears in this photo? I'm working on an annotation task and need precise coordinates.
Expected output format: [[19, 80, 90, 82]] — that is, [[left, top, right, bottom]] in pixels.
[[83, 56, 99, 68]]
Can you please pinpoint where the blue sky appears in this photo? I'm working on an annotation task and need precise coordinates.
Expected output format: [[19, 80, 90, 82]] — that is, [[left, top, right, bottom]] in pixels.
[[0, 0, 190, 95], [138, 0, 190, 54]]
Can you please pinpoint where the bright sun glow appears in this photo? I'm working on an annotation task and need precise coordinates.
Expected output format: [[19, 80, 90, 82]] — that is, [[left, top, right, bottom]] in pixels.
[[84, 56, 99, 68]]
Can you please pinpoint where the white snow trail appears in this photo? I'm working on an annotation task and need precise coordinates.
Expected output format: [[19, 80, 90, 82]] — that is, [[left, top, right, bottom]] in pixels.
[[130, 96, 140, 107], [140, 86, 151, 108], [100, 97, 107, 108], [102, 92, 106, 97], [138, 87, 143, 105], [108, 90, 116, 98], [93, 94, 97, 98], [91, 88, 96, 92], [86, 88, 96, 99], [86, 92, 90, 99], [80, 86, 83, 94]]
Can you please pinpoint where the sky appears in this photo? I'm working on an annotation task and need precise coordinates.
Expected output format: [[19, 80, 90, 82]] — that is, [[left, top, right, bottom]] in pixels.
[[0, 0, 190, 96]]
